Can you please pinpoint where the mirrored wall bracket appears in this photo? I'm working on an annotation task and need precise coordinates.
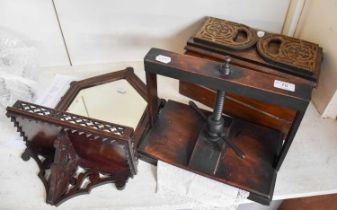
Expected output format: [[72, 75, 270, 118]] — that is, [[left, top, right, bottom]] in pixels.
[[6, 68, 149, 205]]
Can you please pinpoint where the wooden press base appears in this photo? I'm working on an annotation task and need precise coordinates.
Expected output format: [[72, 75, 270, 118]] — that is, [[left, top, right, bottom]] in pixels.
[[137, 100, 283, 205]]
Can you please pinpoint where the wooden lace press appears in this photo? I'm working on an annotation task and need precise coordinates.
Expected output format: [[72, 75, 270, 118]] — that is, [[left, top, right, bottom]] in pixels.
[[137, 48, 315, 205]]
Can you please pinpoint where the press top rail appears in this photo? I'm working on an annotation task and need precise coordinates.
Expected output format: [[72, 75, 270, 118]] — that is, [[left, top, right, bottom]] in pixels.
[[144, 48, 312, 110]]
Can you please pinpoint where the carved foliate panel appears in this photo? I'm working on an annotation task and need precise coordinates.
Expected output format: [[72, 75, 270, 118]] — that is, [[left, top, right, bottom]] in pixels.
[[46, 132, 129, 205], [194, 17, 258, 51], [257, 34, 320, 75], [47, 131, 80, 204], [191, 16, 322, 78]]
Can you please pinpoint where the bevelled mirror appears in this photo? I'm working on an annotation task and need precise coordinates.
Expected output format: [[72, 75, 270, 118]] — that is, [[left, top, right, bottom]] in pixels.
[[6, 67, 149, 205]]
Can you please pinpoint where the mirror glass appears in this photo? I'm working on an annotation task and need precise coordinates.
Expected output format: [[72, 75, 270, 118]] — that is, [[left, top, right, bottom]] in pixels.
[[66, 79, 147, 129]]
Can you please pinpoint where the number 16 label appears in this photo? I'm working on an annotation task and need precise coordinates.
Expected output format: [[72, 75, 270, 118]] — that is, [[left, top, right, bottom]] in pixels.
[[274, 80, 296, 92]]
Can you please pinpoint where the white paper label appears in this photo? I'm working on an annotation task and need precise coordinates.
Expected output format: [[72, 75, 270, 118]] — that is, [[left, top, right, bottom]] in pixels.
[[257, 30, 265, 38], [35, 74, 79, 107], [155, 55, 171, 64], [274, 80, 295, 92]]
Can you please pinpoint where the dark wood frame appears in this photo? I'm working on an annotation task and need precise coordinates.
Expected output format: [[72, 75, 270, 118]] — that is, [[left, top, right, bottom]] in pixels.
[[137, 48, 313, 205], [6, 68, 149, 205], [55, 67, 150, 150]]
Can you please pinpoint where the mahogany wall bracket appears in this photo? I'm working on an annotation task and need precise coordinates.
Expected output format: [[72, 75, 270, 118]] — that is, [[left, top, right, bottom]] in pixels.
[[6, 68, 149, 205]]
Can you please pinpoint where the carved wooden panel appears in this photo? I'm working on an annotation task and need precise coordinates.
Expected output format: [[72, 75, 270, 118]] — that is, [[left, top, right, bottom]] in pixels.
[[190, 16, 322, 81], [256, 34, 320, 76], [46, 131, 130, 204], [194, 17, 258, 51]]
